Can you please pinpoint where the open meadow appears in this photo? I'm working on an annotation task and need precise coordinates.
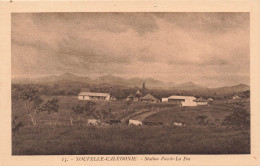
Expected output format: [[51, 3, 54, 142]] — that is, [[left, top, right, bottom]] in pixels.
[[12, 96, 250, 155]]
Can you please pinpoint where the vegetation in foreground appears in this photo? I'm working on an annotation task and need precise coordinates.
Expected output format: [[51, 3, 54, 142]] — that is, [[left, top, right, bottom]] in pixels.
[[12, 125, 250, 155]]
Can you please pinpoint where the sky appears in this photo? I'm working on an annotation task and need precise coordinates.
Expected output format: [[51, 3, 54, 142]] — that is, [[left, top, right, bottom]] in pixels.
[[11, 12, 250, 87]]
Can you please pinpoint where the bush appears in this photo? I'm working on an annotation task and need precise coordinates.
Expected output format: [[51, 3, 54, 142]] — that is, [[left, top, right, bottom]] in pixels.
[[72, 102, 114, 120], [222, 110, 249, 128], [196, 115, 208, 125], [72, 101, 95, 116]]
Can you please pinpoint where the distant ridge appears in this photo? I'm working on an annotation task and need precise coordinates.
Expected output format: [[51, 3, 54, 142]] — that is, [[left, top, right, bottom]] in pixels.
[[12, 73, 249, 92], [172, 81, 207, 90], [213, 84, 250, 93], [95, 74, 127, 86]]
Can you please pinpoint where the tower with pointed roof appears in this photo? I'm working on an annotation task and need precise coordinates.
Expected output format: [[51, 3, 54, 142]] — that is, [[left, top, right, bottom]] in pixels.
[[142, 82, 147, 94]]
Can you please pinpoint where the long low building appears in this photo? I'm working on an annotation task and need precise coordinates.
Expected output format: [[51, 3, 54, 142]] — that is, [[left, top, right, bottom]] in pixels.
[[78, 92, 110, 101], [162, 95, 197, 106]]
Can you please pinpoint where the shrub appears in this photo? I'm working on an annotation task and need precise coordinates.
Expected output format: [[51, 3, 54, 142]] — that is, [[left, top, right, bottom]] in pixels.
[[196, 115, 208, 125], [72, 102, 114, 120], [222, 109, 249, 128]]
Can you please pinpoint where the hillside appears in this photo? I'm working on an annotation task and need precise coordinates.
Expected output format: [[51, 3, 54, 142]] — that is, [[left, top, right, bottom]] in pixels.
[[12, 73, 201, 89], [212, 84, 250, 94], [12, 73, 249, 96], [172, 81, 207, 90]]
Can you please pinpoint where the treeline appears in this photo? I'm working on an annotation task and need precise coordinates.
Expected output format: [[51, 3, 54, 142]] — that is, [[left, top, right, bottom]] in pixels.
[[11, 83, 139, 100], [12, 83, 250, 101]]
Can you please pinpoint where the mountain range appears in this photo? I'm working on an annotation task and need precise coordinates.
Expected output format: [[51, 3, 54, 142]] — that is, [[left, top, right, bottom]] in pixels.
[[12, 72, 250, 92]]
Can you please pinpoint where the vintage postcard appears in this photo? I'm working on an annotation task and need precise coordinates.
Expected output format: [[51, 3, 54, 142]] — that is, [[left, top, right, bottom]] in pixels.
[[0, 0, 260, 166]]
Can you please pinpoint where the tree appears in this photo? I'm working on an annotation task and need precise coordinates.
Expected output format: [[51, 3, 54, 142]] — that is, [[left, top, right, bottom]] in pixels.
[[12, 116, 24, 136], [40, 98, 59, 114], [100, 108, 116, 120], [196, 115, 208, 125], [20, 88, 43, 126], [20, 88, 59, 126], [72, 102, 114, 121], [40, 98, 60, 125], [84, 101, 96, 117], [72, 101, 96, 119], [72, 105, 84, 114], [94, 109, 115, 120]]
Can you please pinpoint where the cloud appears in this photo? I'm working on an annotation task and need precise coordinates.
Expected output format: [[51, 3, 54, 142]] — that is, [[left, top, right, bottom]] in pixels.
[[28, 13, 159, 35], [11, 13, 249, 87], [155, 12, 249, 34]]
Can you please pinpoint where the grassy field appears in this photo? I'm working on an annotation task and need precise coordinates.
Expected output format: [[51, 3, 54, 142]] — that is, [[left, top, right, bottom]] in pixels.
[[12, 96, 178, 125], [12, 125, 250, 155], [12, 96, 250, 155]]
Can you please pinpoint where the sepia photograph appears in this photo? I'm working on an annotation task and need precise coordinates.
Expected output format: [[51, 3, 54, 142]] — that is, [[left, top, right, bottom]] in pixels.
[[11, 12, 250, 155]]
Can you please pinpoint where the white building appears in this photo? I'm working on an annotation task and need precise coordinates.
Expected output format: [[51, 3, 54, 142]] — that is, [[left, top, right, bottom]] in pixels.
[[162, 98, 169, 102], [163, 95, 197, 106], [78, 92, 110, 101]]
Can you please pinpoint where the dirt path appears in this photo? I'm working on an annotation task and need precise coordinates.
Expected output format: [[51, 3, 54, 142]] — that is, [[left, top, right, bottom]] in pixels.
[[120, 109, 151, 121], [125, 107, 178, 121], [130, 110, 162, 121]]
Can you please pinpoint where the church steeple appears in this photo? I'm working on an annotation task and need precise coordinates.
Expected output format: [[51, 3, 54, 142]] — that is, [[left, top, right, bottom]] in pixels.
[[141, 82, 147, 95], [142, 82, 146, 90]]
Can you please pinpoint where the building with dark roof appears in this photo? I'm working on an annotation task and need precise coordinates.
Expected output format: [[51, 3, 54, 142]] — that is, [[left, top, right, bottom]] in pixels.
[[126, 94, 135, 102], [195, 97, 208, 105], [140, 93, 159, 103]]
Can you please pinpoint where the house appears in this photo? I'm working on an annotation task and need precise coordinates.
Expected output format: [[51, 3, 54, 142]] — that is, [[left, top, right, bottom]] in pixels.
[[110, 96, 117, 101], [126, 94, 135, 102], [133, 97, 139, 102], [135, 90, 142, 97], [131, 90, 142, 102], [196, 97, 208, 105], [207, 98, 214, 104], [140, 94, 159, 103], [162, 98, 169, 102], [163, 95, 197, 106], [232, 95, 240, 99], [78, 92, 110, 101]]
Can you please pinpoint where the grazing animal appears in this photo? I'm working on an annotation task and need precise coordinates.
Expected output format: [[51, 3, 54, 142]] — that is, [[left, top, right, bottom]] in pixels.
[[165, 122, 171, 126], [101, 122, 110, 126], [128, 119, 142, 126], [87, 119, 100, 126], [144, 121, 163, 126], [173, 122, 185, 127], [143, 121, 156, 126], [109, 120, 121, 125]]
